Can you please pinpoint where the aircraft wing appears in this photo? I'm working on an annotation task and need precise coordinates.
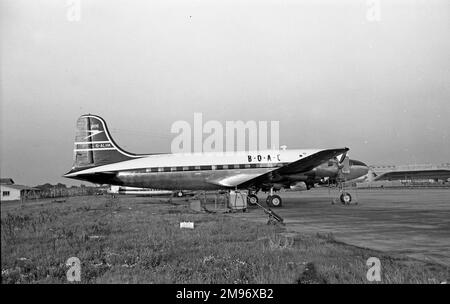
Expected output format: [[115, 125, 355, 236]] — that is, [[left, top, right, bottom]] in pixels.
[[206, 173, 264, 188], [237, 148, 349, 189]]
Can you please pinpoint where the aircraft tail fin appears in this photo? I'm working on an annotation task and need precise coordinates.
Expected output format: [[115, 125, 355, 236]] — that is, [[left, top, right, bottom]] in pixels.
[[70, 114, 138, 170]]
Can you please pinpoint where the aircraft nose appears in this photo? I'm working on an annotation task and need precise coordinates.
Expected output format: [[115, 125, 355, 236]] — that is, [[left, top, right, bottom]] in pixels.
[[349, 159, 369, 177], [350, 159, 368, 167], [362, 163, 369, 175]]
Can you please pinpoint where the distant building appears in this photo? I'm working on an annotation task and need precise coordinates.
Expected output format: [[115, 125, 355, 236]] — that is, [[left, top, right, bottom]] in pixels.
[[0, 178, 41, 202], [370, 163, 450, 182], [356, 163, 450, 188]]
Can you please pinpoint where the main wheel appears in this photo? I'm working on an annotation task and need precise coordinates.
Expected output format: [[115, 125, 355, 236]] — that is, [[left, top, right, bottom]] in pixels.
[[267, 195, 282, 208], [247, 194, 258, 206], [340, 192, 352, 205]]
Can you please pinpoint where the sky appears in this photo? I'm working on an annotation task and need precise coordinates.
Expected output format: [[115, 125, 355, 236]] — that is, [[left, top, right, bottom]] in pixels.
[[1, 0, 449, 186]]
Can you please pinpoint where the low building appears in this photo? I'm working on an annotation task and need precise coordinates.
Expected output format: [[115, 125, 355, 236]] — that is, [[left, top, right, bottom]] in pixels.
[[370, 163, 450, 182], [0, 178, 41, 202]]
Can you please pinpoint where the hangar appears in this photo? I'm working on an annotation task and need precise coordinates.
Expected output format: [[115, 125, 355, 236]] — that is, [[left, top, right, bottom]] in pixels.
[[371, 163, 450, 182], [0, 178, 41, 202]]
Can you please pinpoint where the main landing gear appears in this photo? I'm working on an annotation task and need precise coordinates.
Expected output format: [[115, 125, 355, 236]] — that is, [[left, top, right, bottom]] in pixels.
[[247, 194, 259, 206], [266, 188, 282, 208], [266, 195, 282, 207], [245, 189, 284, 224], [247, 188, 283, 208]]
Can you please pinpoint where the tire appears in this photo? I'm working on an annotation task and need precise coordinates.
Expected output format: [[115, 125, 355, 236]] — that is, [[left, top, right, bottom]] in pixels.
[[340, 192, 352, 205], [267, 195, 282, 208], [247, 194, 258, 206]]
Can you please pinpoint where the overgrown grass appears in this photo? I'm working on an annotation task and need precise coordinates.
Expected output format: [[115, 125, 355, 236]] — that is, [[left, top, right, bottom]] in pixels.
[[1, 196, 448, 284]]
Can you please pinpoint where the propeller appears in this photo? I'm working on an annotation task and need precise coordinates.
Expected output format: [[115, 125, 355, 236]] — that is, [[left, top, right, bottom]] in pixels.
[[338, 151, 347, 164], [336, 151, 350, 180]]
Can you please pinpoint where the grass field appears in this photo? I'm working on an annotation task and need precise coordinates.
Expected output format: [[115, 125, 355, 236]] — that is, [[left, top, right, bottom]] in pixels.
[[1, 195, 448, 284]]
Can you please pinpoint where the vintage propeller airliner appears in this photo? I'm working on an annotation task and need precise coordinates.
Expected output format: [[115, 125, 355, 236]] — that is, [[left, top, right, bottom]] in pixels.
[[64, 115, 369, 207]]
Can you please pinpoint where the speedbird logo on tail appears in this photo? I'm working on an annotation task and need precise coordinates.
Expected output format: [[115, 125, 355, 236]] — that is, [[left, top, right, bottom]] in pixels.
[[84, 130, 104, 139]]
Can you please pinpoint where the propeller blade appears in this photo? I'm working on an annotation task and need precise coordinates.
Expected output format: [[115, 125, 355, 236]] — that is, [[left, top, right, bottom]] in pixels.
[[339, 151, 348, 164], [341, 155, 350, 174]]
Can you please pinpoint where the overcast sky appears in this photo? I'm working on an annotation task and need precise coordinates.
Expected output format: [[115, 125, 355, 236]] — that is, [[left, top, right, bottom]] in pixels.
[[1, 0, 449, 186]]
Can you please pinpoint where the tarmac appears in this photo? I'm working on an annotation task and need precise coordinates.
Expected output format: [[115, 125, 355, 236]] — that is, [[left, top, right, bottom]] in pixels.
[[229, 188, 450, 266]]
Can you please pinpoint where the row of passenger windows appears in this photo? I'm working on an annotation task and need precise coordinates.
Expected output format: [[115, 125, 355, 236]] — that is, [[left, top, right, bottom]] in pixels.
[[130, 163, 287, 173]]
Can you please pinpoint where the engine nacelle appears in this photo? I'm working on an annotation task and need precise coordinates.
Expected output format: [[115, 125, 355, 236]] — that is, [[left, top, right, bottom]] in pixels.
[[289, 181, 308, 191], [261, 184, 283, 192]]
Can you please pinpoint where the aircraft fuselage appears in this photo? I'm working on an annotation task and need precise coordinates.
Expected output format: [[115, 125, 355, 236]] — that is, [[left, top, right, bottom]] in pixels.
[[66, 149, 368, 191]]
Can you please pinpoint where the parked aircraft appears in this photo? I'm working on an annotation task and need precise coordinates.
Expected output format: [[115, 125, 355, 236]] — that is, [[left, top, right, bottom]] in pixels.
[[64, 115, 369, 207], [107, 185, 193, 197], [107, 185, 173, 196]]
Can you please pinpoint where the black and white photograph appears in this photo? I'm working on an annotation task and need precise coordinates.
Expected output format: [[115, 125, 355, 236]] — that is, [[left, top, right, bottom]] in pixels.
[[1, 0, 449, 290]]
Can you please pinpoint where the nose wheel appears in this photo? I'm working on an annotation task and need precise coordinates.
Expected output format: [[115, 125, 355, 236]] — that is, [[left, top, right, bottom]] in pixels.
[[340, 192, 352, 205], [330, 183, 358, 206]]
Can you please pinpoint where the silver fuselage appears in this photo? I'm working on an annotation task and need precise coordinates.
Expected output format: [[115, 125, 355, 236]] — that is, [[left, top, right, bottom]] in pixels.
[[72, 162, 369, 191]]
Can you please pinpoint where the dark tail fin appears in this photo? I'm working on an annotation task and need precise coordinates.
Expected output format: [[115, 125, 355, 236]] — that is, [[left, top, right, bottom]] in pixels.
[[70, 114, 139, 170]]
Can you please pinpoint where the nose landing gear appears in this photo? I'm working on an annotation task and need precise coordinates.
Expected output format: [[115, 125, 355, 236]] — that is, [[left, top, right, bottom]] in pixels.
[[331, 184, 357, 206], [339, 192, 352, 205]]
